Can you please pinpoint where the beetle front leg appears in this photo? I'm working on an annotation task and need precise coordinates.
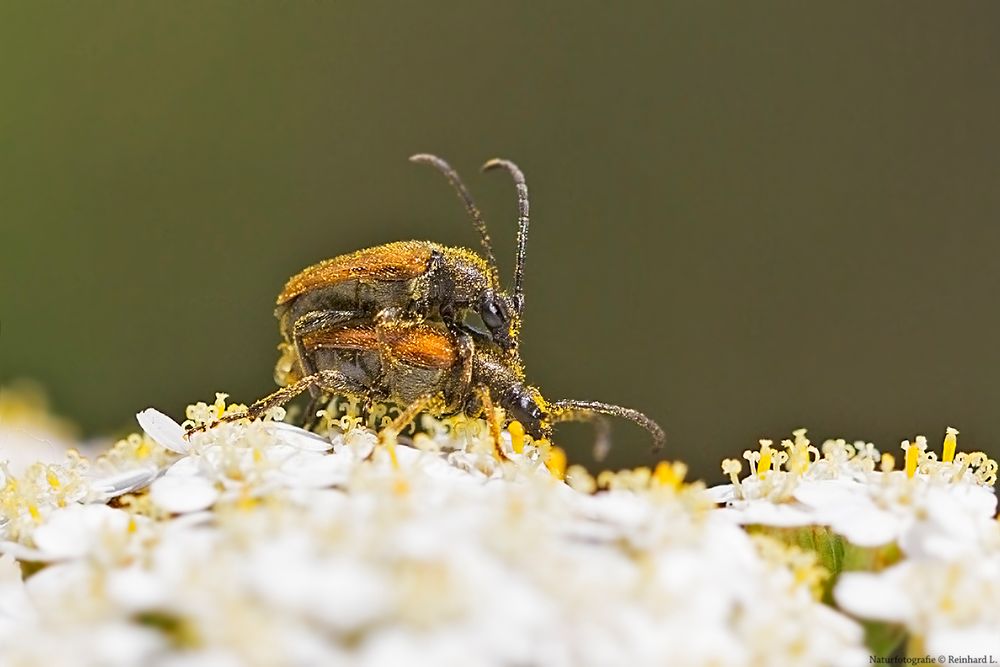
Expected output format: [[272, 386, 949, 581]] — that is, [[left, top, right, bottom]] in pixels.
[[474, 385, 504, 461], [186, 370, 367, 437]]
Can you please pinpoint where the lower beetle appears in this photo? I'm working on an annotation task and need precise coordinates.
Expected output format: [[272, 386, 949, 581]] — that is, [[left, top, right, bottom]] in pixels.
[[208, 316, 665, 456]]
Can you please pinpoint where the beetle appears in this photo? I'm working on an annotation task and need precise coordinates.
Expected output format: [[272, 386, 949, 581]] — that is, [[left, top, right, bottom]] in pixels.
[[210, 315, 665, 456], [275, 154, 528, 410]]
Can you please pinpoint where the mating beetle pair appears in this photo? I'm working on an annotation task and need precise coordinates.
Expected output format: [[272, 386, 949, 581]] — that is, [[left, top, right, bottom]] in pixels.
[[210, 154, 664, 457]]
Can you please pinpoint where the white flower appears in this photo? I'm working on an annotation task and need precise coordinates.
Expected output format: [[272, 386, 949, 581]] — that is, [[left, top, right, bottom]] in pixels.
[[835, 538, 1000, 660], [0, 396, 868, 666], [712, 430, 998, 552], [32, 504, 132, 560]]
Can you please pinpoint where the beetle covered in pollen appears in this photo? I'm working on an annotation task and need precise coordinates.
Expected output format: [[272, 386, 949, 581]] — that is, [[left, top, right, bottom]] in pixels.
[[274, 155, 525, 383], [202, 155, 664, 457], [234, 315, 663, 457]]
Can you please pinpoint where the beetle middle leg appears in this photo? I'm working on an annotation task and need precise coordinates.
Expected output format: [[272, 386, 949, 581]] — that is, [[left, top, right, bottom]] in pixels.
[[548, 399, 665, 454], [473, 385, 505, 460]]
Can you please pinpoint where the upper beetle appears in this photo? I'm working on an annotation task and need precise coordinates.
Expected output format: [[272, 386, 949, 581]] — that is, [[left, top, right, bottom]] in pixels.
[[274, 155, 529, 393]]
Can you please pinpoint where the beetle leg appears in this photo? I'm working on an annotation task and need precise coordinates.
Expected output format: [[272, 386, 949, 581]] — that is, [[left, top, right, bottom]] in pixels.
[[291, 310, 364, 406], [302, 394, 328, 431], [547, 399, 665, 454], [409, 249, 445, 314], [474, 385, 504, 460], [186, 369, 367, 436], [378, 393, 437, 469]]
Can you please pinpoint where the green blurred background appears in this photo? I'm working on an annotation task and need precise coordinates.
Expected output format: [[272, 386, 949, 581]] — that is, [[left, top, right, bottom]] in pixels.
[[3, 2, 1000, 481]]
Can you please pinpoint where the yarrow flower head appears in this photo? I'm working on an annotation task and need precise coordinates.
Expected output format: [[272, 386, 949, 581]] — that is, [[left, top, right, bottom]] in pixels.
[[0, 393, 869, 666], [711, 428, 998, 550]]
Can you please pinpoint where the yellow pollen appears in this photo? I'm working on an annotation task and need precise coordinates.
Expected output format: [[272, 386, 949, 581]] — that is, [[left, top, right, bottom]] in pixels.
[[46, 470, 61, 489], [236, 492, 257, 511], [880, 452, 896, 472], [508, 421, 525, 454], [903, 440, 918, 478], [758, 440, 774, 479], [653, 461, 686, 489], [546, 446, 567, 480], [28, 505, 41, 522], [942, 427, 959, 463], [252, 448, 263, 464], [393, 478, 410, 495], [128, 517, 137, 533]]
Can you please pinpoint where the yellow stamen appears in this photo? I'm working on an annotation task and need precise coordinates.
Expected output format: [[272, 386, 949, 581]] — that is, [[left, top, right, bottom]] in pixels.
[[46, 469, 61, 489], [903, 440, 918, 478], [546, 446, 567, 480], [236, 492, 257, 511], [880, 452, 895, 472], [758, 440, 774, 479], [653, 460, 687, 490], [28, 505, 41, 522], [128, 517, 137, 533], [535, 438, 551, 457], [393, 477, 410, 495], [252, 448, 263, 464], [508, 420, 525, 454], [942, 427, 958, 463]]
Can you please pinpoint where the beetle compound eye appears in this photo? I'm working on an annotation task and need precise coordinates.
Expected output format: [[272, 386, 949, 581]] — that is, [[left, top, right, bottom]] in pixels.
[[481, 297, 506, 331]]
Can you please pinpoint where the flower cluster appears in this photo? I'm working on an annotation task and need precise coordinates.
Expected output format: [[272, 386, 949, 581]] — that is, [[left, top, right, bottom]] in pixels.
[[0, 394, 869, 666], [711, 428, 1000, 658]]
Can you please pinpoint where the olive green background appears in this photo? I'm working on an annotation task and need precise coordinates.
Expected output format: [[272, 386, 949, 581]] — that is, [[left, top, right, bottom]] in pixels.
[[3, 2, 999, 481]]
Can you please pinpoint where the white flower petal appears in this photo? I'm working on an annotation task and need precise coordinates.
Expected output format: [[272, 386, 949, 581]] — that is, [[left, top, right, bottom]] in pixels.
[[265, 422, 333, 451], [834, 569, 911, 623], [136, 408, 188, 454], [32, 505, 130, 559], [927, 628, 1000, 661], [150, 475, 219, 514], [87, 466, 161, 502]]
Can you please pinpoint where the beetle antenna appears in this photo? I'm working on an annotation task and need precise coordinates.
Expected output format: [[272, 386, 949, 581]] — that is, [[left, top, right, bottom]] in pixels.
[[409, 154, 500, 285], [481, 158, 529, 317], [549, 399, 665, 452]]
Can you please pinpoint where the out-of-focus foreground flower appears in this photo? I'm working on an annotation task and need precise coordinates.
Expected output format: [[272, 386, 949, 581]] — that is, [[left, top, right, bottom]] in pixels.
[[0, 393, 869, 667], [0, 389, 997, 665]]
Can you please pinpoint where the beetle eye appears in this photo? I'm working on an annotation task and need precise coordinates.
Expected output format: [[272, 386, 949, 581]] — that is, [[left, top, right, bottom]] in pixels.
[[481, 298, 505, 331]]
